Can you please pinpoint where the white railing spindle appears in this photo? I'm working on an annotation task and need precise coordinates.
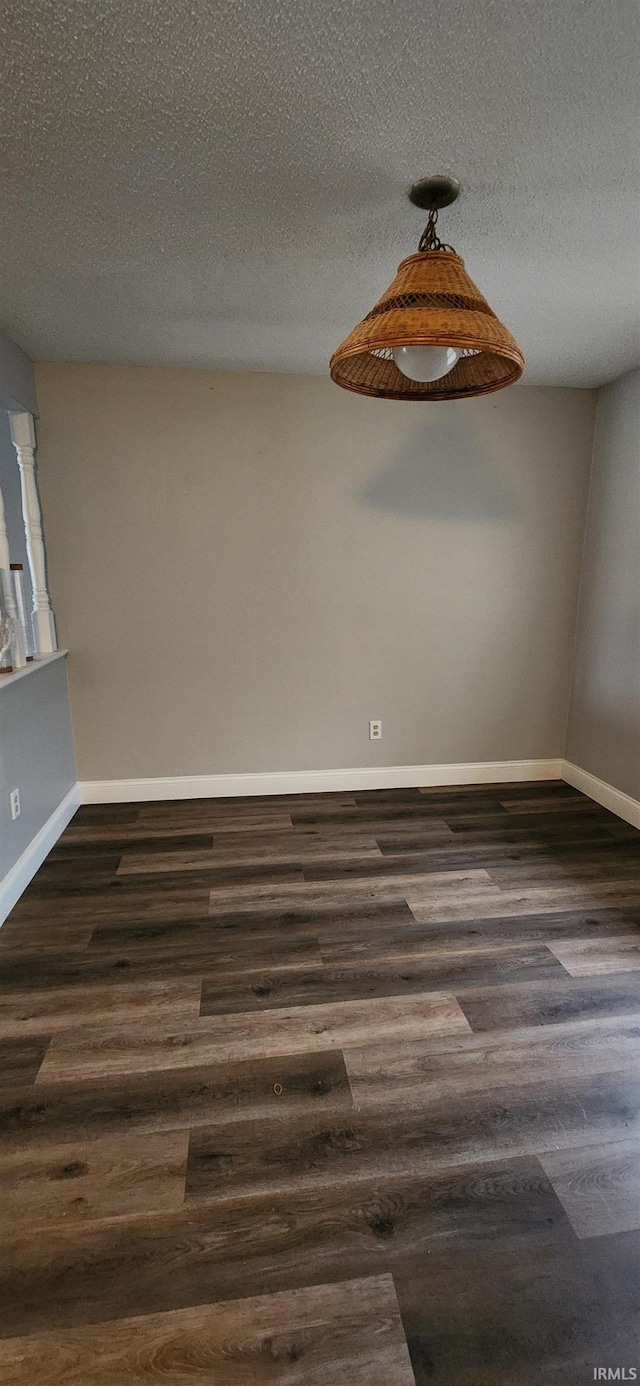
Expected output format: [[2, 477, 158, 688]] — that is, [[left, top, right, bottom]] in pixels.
[[9, 411, 57, 654]]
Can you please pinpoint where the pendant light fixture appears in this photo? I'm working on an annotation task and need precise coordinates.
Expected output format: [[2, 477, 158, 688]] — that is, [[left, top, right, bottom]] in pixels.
[[330, 175, 524, 401]]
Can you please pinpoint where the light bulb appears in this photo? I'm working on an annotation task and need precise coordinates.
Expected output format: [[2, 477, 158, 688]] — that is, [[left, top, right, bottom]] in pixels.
[[392, 344, 461, 382]]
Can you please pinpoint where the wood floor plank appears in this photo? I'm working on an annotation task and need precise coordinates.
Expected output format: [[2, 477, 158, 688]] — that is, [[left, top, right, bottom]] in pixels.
[[85, 902, 414, 951], [36, 992, 471, 1081], [457, 973, 640, 1032], [184, 1072, 640, 1203], [109, 863, 311, 890], [137, 802, 297, 825], [10, 883, 213, 925], [320, 907, 640, 955], [546, 936, 640, 975], [498, 794, 607, 814], [320, 909, 640, 964], [305, 815, 495, 838], [394, 1226, 640, 1384], [0, 1051, 354, 1151], [69, 805, 139, 826], [0, 922, 95, 956], [0, 1155, 569, 1338], [540, 1138, 640, 1238], [343, 817, 455, 839], [117, 837, 384, 874], [138, 794, 357, 819], [291, 800, 511, 825], [0, 1274, 415, 1385], [408, 878, 640, 922], [0, 1037, 51, 1088], [0, 933, 323, 991], [418, 787, 573, 798], [50, 832, 215, 858], [303, 852, 502, 882], [208, 881, 413, 915], [446, 809, 618, 833], [22, 859, 122, 894], [486, 859, 640, 887], [208, 868, 494, 915], [304, 844, 640, 885], [208, 824, 401, 847], [344, 1014, 640, 1107], [391, 821, 623, 849], [199, 945, 565, 1016], [374, 832, 631, 860], [0, 1129, 189, 1233], [61, 819, 291, 844], [607, 820, 640, 841], [0, 979, 203, 1038]]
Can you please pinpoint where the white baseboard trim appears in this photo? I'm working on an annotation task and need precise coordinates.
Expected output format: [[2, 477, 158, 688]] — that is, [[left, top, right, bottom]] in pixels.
[[561, 761, 640, 831], [80, 759, 564, 804], [0, 783, 81, 925]]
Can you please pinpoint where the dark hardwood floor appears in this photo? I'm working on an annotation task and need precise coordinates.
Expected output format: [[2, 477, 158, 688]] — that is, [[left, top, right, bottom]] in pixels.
[[1, 779, 639, 1383]]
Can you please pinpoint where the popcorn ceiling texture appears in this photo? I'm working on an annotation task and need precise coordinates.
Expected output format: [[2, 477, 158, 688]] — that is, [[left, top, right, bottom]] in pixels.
[[1, 0, 639, 385]]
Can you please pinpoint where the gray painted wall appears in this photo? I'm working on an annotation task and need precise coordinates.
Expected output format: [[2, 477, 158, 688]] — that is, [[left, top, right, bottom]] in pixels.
[[0, 655, 77, 879], [0, 329, 38, 414], [36, 363, 595, 780], [566, 368, 640, 799]]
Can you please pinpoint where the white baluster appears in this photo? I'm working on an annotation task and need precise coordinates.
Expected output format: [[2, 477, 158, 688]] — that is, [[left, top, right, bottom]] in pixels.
[[0, 474, 11, 575], [9, 411, 57, 654]]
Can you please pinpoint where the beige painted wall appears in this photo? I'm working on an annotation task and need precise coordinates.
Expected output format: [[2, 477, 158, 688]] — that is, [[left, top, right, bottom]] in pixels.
[[34, 364, 595, 781], [566, 368, 640, 799]]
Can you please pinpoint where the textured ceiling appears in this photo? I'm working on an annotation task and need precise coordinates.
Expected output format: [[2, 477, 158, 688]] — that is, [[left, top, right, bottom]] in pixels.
[[1, 0, 639, 386]]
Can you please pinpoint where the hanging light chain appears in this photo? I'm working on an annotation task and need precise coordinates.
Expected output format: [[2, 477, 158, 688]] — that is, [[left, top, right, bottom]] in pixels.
[[418, 206, 455, 253]]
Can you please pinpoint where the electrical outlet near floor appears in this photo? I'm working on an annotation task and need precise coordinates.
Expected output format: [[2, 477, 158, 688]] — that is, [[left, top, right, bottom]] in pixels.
[[369, 720, 383, 740], [10, 788, 21, 820]]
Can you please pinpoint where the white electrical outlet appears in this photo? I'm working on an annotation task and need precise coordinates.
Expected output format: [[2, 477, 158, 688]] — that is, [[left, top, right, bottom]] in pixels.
[[369, 720, 383, 740], [10, 788, 20, 820]]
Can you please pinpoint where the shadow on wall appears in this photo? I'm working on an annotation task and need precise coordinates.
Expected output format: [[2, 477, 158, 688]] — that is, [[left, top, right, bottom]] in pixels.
[[361, 420, 519, 522]]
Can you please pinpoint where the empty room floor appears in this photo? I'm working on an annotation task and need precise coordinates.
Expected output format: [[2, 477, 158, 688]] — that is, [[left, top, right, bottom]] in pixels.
[[0, 780, 639, 1383]]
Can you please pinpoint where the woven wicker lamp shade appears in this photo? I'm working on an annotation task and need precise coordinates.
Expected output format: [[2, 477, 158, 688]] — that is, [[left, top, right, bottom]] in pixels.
[[330, 178, 524, 401]]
